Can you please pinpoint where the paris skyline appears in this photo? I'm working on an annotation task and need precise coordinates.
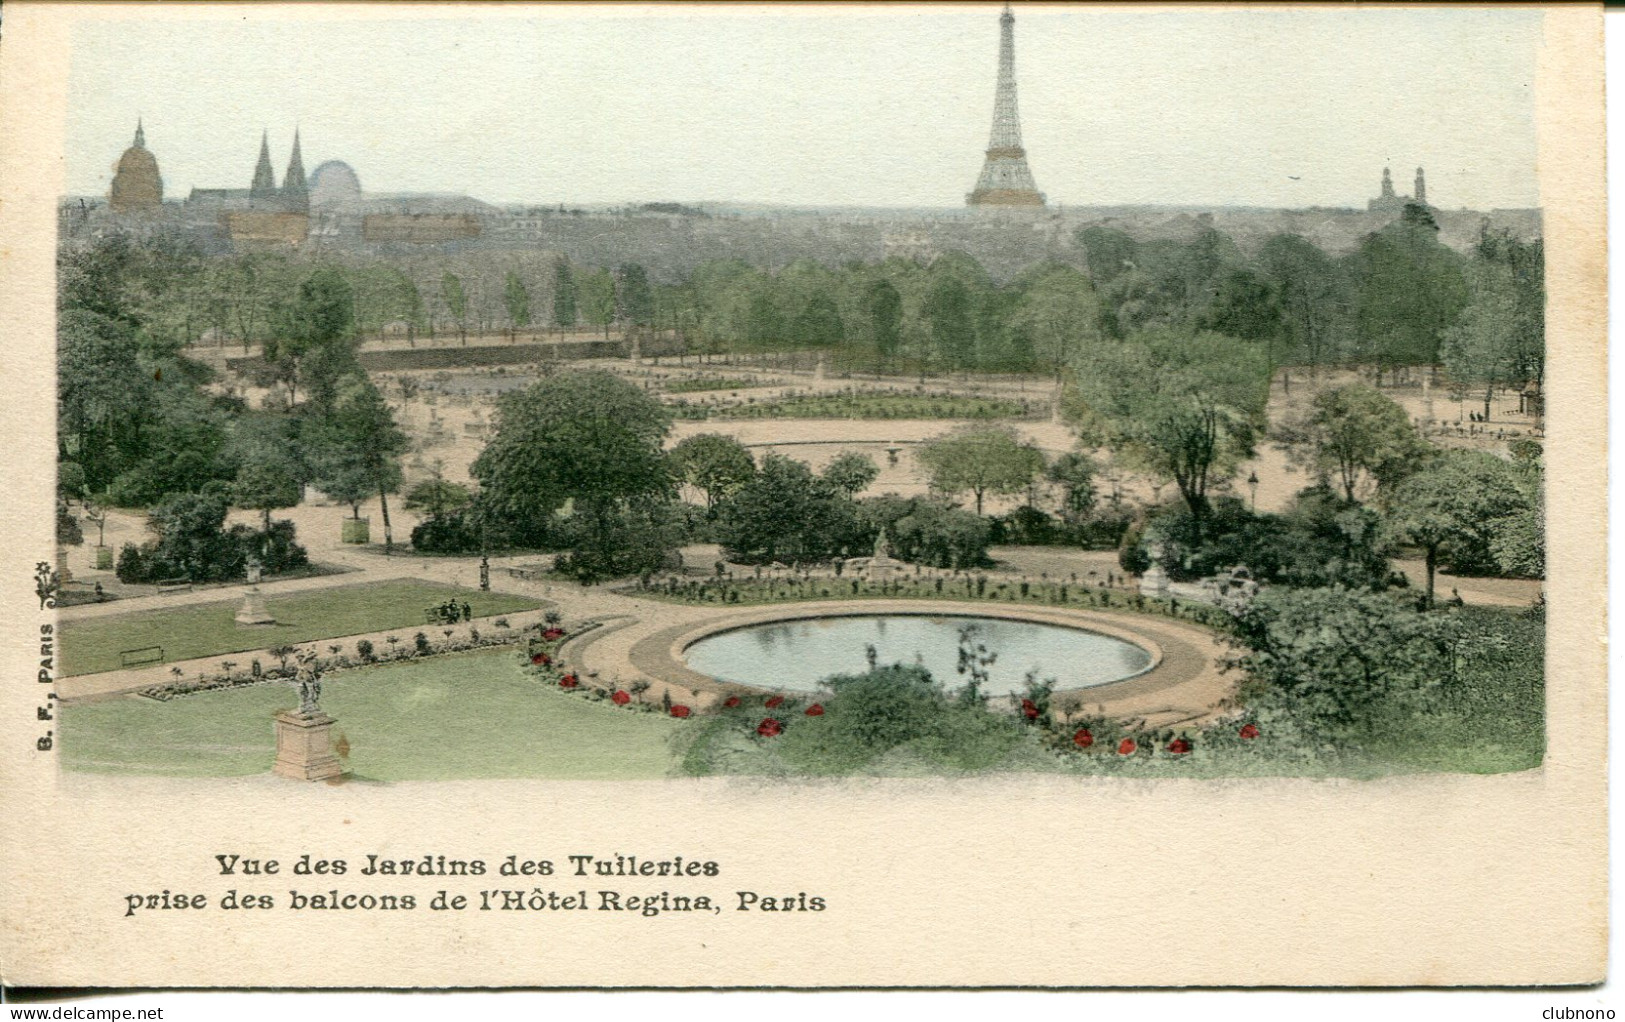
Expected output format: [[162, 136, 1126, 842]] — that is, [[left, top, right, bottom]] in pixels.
[[63, 5, 1542, 210]]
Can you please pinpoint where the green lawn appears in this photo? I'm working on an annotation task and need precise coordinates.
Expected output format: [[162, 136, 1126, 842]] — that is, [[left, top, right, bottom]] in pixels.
[[61, 580, 541, 677], [60, 648, 683, 780]]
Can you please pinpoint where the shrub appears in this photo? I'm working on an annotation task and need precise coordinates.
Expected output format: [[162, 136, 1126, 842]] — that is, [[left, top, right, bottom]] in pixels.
[[356, 639, 375, 663], [411, 509, 484, 554], [694, 664, 1027, 776], [1222, 586, 1457, 735]]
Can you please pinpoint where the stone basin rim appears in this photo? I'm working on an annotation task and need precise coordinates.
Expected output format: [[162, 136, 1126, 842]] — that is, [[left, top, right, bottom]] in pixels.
[[669, 601, 1165, 695]]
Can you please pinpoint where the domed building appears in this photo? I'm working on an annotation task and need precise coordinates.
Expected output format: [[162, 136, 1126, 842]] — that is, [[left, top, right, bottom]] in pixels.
[[309, 160, 362, 208], [109, 120, 163, 214]]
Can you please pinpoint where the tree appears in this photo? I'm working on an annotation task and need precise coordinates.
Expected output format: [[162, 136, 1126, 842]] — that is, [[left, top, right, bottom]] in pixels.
[[1258, 233, 1349, 379], [403, 477, 474, 518], [308, 376, 410, 551], [864, 496, 991, 569], [924, 276, 974, 372], [1491, 441, 1543, 579], [1441, 262, 1534, 419], [553, 260, 578, 328], [1077, 226, 1139, 286], [440, 272, 468, 343], [264, 268, 360, 410], [1350, 211, 1468, 376], [122, 489, 242, 583], [916, 426, 1044, 517], [715, 454, 854, 564], [1071, 329, 1271, 543], [1280, 383, 1427, 503], [823, 451, 879, 499], [233, 459, 300, 537], [1199, 267, 1283, 347], [792, 291, 845, 349], [615, 263, 654, 326], [503, 270, 531, 334], [1382, 450, 1528, 606], [579, 268, 617, 338], [472, 370, 677, 577], [1009, 264, 1101, 375], [864, 279, 902, 372], [1046, 451, 1098, 523], [57, 307, 151, 493], [670, 433, 756, 509]]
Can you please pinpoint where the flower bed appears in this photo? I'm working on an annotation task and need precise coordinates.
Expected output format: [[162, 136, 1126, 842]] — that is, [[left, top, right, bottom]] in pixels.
[[624, 572, 1232, 631], [137, 618, 541, 701]]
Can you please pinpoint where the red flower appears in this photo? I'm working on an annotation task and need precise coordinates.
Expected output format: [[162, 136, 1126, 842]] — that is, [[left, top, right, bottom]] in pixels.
[[805, 704, 825, 717], [611, 690, 630, 705], [670, 704, 692, 718], [1167, 738, 1192, 754], [1239, 723, 1260, 740], [1073, 728, 1094, 749], [559, 675, 578, 689], [1020, 698, 1039, 720], [765, 695, 784, 709], [543, 628, 564, 640], [1117, 738, 1137, 756], [756, 717, 783, 737], [724, 696, 742, 708], [530, 653, 548, 665]]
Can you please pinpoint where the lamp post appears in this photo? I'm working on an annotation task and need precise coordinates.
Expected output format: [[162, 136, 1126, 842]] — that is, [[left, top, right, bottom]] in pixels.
[[1247, 471, 1260, 510]]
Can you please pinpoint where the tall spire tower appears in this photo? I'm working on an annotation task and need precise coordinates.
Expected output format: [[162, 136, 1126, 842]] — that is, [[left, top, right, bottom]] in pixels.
[[967, 4, 1045, 208], [283, 129, 308, 193], [250, 130, 277, 194]]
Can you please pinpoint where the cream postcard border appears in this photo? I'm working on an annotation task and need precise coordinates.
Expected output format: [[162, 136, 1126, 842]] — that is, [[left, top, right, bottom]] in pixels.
[[0, 2, 1606, 989]]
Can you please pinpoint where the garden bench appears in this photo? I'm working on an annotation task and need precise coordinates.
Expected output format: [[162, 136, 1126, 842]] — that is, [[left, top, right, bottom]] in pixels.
[[155, 578, 193, 594], [120, 646, 164, 669]]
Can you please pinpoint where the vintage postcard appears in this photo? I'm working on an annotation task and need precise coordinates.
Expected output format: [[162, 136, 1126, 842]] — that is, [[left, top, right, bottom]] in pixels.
[[0, 1, 1606, 990]]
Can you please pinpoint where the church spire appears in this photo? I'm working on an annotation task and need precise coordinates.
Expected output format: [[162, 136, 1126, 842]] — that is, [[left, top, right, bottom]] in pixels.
[[283, 128, 307, 193], [133, 118, 146, 149], [1380, 167, 1395, 198], [251, 130, 277, 194], [1414, 167, 1427, 206]]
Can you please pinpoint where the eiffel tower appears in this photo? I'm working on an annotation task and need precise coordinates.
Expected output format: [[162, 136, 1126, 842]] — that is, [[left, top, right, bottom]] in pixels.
[[967, 4, 1045, 207]]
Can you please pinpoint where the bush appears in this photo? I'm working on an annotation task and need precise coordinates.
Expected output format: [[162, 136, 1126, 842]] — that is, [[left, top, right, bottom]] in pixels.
[[113, 490, 306, 584], [990, 506, 1056, 546], [857, 496, 991, 570], [1133, 490, 1392, 591], [411, 509, 485, 554], [684, 664, 1027, 776], [356, 639, 375, 663], [1222, 586, 1457, 735]]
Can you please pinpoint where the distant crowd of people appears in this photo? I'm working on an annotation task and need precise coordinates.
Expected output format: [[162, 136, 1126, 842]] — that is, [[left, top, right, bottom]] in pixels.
[[429, 600, 474, 625]]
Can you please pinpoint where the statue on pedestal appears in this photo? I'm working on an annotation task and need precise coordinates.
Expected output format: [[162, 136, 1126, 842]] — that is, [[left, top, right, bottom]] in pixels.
[[867, 527, 898, 582], [294, 648, 323, 717], [273, 647, 345, 781], [235, 556, 276, 625], [1138, 541, 1170, 599]]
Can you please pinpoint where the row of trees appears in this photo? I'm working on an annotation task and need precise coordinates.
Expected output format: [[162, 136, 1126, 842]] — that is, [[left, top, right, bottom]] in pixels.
[[70, 208, 1543, 408], [61, 235, 412, 581]]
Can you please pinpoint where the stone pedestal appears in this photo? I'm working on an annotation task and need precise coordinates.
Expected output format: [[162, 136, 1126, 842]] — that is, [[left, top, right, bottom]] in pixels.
[[867, 556, 897, 583], [1139, 562, 1170, 599], [235, 587, 275, 625], [273, 711, 345, 781]]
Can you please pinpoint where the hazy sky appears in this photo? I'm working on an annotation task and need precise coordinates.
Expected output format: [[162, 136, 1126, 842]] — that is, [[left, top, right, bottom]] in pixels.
[[64, 5, 1543, 210]]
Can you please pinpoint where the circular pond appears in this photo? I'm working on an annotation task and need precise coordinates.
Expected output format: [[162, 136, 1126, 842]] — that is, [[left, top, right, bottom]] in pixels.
[[682, 614, 1154, 697]]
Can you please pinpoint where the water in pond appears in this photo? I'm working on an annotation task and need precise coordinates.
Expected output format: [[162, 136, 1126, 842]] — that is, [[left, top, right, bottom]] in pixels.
[[683, 614, 1152, 696]]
